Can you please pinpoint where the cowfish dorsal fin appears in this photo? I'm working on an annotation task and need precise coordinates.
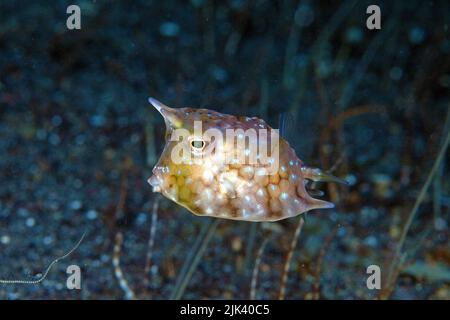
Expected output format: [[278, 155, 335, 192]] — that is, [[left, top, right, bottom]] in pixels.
[[278, 110, 297, 143]]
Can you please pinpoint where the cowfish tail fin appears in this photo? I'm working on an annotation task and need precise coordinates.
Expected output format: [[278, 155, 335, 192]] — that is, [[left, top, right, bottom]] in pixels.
[[297, 177, 335, 211], [307, 197, 335, 210]]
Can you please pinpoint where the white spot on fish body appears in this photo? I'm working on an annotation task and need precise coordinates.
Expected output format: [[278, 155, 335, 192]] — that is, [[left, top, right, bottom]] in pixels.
[[202, 169, 214, 184], [257, 188, 265, 197], [280, 192, 289, 201]]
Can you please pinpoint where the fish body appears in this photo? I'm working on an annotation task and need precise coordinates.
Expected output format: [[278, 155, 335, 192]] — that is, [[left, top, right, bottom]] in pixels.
[[148, 98, 342, 222]]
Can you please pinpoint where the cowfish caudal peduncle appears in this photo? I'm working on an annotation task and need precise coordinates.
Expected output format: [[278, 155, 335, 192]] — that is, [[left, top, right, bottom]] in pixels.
[[147, 97, 347, 222]]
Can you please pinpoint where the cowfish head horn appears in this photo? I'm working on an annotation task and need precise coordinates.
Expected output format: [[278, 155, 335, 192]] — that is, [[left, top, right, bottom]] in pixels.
[[148, 97, 183, 130]]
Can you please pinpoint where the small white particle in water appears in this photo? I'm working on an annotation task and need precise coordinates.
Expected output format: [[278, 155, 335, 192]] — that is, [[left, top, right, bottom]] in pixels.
[[69, 200, 82, 210], [51, 115, 62, 127], [43, 236, 54, 245], [90, 115, 106, 127], [101, 254, 110, 263], [136, 212, 147, 224], [345, 174, 357, 186], [409, 26, 426, 44], [86, 209, 98, 220], [1, 235, 10, 245], [25, 217, 35, 228], [150, 265, 159, 275], [210, 65, 227, 82], [159, 22, 180, 37], [36, 128, 47, 140], [434, 217, 447, 231], [364, 235, 378, 247], [49, 133, 60, 145]]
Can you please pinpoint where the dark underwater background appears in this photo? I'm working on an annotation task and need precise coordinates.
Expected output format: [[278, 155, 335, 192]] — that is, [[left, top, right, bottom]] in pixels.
[[0, 0, 449, 299]]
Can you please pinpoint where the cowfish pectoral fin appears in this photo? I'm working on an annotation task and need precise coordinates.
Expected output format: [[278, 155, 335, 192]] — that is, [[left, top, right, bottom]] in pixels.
[[148, 97, 183, 129], [301, 167, 349, 185], [305, 188, 324, 197]]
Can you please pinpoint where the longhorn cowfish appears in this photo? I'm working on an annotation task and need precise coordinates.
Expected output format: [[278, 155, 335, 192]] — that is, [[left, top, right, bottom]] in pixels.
[[147, 98, 346, 222]]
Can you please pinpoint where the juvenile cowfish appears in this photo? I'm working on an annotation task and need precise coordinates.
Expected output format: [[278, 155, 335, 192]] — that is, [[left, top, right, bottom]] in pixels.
[[148, 98, 346, 222]]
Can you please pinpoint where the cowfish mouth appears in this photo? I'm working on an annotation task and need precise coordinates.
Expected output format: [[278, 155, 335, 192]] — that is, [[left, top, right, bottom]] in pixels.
[[148, 97, 183, 129], [147, 174, 162, 192]]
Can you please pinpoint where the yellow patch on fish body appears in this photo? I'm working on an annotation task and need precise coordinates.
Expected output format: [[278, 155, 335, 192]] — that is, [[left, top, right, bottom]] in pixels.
[[148, 98, 336, 222]]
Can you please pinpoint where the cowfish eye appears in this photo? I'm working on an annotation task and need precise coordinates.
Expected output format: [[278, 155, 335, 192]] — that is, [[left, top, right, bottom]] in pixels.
[[190, 139, 205, 150]]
